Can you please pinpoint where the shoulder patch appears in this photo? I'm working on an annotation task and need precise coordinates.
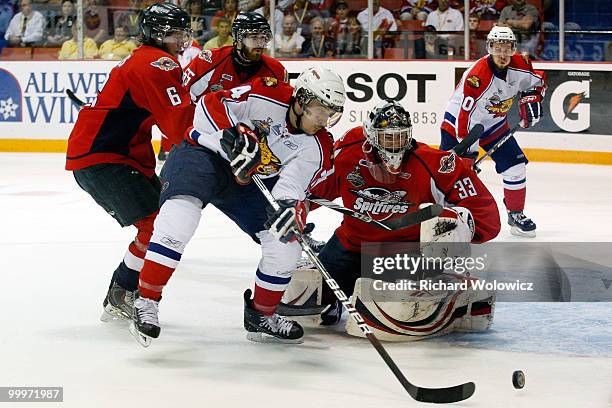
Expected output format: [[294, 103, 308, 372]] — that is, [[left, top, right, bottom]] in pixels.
[[467, 75, 481, 89], [262, 77, 279, 87], [521, 54, 530, 65], [198, 49, 213, 63], [438, 153, 456, 174], [150, 57, 180, 71]]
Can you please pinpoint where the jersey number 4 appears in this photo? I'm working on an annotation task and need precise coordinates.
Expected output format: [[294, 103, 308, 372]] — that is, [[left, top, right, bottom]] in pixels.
[[454, 177, 477, 199]]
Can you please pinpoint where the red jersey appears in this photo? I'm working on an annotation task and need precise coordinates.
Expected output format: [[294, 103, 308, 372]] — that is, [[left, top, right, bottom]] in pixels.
[[182, 45, 288, 102], [310, 127, 501, 252], [66, 45, 194, 177]]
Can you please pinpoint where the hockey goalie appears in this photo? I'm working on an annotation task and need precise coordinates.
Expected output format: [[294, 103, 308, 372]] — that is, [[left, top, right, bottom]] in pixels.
[[279, 100, 501, 341]]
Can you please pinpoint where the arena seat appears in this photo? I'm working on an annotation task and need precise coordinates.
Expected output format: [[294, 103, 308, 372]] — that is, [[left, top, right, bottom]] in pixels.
[[32, 47, 60, 60], [0, 47, 33, 60]]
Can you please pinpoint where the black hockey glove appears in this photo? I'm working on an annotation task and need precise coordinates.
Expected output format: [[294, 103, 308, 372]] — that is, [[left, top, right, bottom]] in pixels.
[[519, 90, 543, 129], [265, 199, 309, 243], [220, 123, 261, 185]]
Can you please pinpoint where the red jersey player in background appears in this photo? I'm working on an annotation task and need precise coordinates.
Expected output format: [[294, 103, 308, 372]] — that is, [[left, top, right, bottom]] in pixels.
[[440, 26, 546, 237], [281, 101, 501, 339], [65, 3, 194, 323], [157, 12, 288, 160]]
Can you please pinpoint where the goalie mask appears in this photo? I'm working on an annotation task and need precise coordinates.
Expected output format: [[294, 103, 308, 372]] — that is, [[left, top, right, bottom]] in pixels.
[[363, 101, 413, 181], [140, 3, 192, 54]]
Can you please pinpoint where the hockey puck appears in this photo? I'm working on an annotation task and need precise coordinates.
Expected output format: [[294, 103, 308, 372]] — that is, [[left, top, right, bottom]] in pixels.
[[512, 370, 525, 389]]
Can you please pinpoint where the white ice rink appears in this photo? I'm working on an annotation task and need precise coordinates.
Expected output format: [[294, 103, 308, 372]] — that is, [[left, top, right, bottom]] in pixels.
[[1, 153, 611, 407]]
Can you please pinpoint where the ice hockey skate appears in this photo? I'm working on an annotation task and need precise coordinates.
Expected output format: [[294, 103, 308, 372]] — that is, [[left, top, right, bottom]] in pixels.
[[100, 281, 135, 322], [129, 294, 161, 348], [508, 210, 536, 238], [243, 289, 304, 344]]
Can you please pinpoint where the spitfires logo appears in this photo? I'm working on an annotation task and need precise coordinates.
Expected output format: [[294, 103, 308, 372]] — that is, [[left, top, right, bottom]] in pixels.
[[351, 187, 411, 221], [0, 68, 22, 122], [486, 96, 514, 117], [438, 153, 456, 174], [198, 49, 212, 63], [150, 57, 180, 71]]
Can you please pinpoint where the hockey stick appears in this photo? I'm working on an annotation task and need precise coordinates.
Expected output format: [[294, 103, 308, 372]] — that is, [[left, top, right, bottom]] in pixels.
[[66, 89, 85, 107], [473, 124, 521, 173], [252, 175, 475, 404], [452, 124, 483, 157], [307, 195, 442, 231]]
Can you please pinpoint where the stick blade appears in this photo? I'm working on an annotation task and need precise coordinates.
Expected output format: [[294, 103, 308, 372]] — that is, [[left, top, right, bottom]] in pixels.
[[411, 381, 476, 404], [380, 203, 443, 230]]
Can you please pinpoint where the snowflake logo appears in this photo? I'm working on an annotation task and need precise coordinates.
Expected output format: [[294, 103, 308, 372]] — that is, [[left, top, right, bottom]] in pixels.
[[0, 97, 19, 120]]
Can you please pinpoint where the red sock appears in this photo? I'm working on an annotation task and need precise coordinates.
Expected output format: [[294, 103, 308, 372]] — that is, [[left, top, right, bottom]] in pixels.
[[253, 285, 284, 316], [504, 187, 526, 212]]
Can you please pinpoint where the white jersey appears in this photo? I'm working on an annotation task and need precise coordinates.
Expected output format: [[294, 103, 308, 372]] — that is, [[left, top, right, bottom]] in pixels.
[[189, 77, 333, 202], [442, 54, 546, 145]]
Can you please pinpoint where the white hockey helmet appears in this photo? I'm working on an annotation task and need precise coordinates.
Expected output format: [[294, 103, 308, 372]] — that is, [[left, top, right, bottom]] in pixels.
[[293, 66, 346, 127], [487, 26, 517, 56]]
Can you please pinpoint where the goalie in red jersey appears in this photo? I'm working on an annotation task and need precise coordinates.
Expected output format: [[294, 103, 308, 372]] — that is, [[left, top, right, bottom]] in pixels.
[[281, 100, 502, 341], [65, 3, 194, 324]]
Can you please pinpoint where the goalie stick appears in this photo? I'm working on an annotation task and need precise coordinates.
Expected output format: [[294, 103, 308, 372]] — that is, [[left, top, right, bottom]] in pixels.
[[66, 89, 85, 107], [252, 175, 476, 404], [473, 124, 521, 173], [307, 195, 442, 231]]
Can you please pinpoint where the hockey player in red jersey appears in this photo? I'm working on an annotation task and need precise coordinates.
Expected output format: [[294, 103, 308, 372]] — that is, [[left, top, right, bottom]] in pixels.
[[129, 66, 345, 346], [158, 12, 288, 159], [282, 100, 501, 338], [440, 26, 546, 237], [65, 3, 194, 322]]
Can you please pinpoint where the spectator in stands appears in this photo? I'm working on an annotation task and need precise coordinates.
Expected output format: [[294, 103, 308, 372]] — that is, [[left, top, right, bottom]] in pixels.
[[203, 16, 232, 48], [357, 0, 397, 34], [289, 0, 320, 38], [58, 22, 98, 58], [0, 0, 16, 44], [98, 25, 136, 59], [425, 0, 463, 32], [238, 0, 262, 12], [498, 0, 539, 57], [113, 0, 141, 40], [46, 0, 74, 46], [211, 0, 238, 28], [469, 0, 506, 21], [4, 0, 44, 46], [84, 0, 106, 43], [301, 16, 333, 57], [327, 0, 349, 39], [186, 0, 209, 44], [400, 0, 436, 22], [336, 15, 364, 57], [274, 13, 304, 57], [254, 0, 282, 35], [468, 12, 486, 58]]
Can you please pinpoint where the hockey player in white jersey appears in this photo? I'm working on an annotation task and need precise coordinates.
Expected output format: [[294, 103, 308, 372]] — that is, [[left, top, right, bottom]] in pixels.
[[129, 66, 345, 346], [440, 26, 547, 237]]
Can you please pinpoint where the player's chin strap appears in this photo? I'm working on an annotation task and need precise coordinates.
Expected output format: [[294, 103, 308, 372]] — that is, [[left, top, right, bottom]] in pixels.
[[288, 97, 307, 134], [232, 46, 261, 70], [251, 174, 475, 404]]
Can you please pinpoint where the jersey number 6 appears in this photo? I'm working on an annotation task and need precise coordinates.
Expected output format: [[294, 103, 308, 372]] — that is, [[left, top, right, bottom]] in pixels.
[[166, 87, 182, 106]]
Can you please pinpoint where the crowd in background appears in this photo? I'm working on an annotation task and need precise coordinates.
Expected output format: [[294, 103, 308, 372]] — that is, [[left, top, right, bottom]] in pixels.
[[0, 0, 610, 60]]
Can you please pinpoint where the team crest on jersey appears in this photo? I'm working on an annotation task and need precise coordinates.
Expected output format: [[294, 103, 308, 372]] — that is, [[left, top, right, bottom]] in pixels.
[[438, 153, 456, 174], [262, 77, 279, 87], [210, 83, 224, 92], [198, 49, 213, 63], [467, 75, 481, 89], [486, 96, 514, 117], [351, 187, 411, 221], [346, 166, 365, 187], [150, 57, 180, 71], [521, 54, 530, 65]]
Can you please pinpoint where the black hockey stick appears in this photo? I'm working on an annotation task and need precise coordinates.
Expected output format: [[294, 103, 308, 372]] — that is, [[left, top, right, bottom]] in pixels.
[[307, 195, 442, 231], [252, 175, 475, 404], [452, 124, 483, 157], [66, 89, 85, 107], [473, 124, 521, 173]]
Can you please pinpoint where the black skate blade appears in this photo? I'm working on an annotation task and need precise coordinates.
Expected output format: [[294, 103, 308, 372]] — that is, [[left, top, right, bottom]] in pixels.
[[129, 322, 153, 348], [246, 331, 303, 344], [410, 381, 475, 404]]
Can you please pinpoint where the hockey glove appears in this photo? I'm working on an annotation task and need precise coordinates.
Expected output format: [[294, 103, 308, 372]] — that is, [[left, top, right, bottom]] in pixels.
[[220, 123, 261, 185], [420, 205, 475, 260], [519, 90, 543, 129], [265, 199, 309, 243]]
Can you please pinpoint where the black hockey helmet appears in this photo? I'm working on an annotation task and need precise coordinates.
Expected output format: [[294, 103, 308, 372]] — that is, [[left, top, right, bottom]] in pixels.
[[140, 3, 191, 49], [231, 11, 272, 45], [363, 101, 413, 174]]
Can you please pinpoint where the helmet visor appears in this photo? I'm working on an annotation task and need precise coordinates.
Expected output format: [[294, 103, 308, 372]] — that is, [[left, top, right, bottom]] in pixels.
[[242, 32, 271, 48], [304, 102, 343, 128], [487, 41, 516, 57], [163, 28, 193, 52]]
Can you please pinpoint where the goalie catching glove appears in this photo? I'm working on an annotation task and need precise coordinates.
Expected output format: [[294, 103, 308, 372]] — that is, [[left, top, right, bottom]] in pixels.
[[265, 199, 310, 243], [420, 204, 475, 260], [220, 123, 261, 185], [518, 89, 543, 128]]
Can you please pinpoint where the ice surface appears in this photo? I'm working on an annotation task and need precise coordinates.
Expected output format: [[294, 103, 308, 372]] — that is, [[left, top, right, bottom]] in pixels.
[[1, 154, 611, 407]]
